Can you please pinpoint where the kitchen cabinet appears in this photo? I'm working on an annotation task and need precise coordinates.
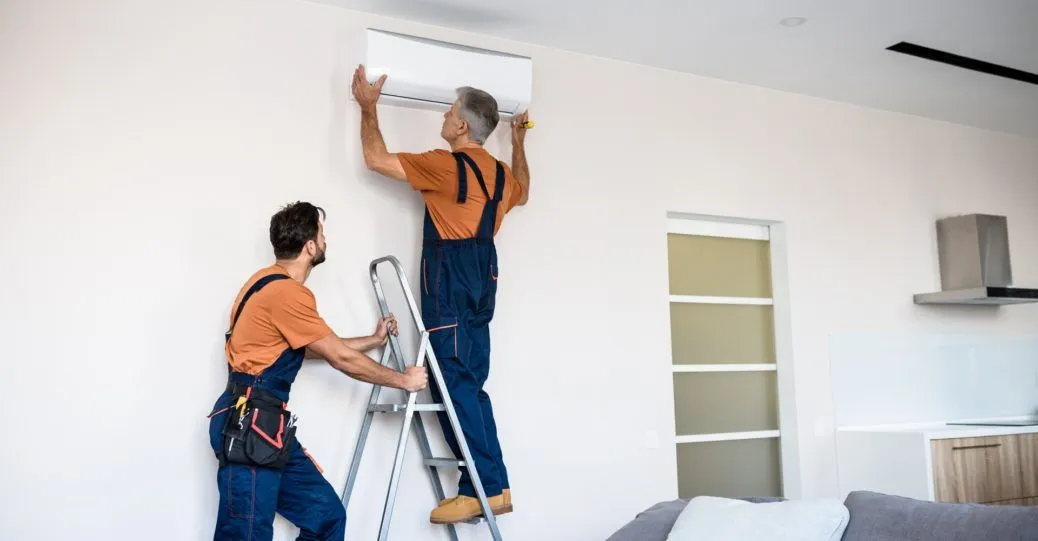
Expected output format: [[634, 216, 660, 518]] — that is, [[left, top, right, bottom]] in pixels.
[[993, 498, 1038, 506], [1019, 433, 1038, 497], [931, 434, 1037, 504], [836, 423, 1038, 505]]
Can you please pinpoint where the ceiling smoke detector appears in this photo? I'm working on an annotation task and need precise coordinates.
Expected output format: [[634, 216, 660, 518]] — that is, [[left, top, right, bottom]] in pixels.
[[779, 17, 808, 27]]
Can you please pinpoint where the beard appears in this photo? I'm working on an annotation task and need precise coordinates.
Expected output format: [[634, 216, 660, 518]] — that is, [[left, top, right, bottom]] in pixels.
[[312, 246, 326, 267]]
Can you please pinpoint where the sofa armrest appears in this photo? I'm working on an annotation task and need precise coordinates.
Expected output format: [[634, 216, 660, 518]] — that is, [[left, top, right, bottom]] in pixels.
[[606, 497, 786, 541], [605, 499, 689, 541]]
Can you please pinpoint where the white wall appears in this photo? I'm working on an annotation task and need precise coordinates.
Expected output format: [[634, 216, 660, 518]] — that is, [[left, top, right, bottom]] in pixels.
[[2, 0, 1038, 539]]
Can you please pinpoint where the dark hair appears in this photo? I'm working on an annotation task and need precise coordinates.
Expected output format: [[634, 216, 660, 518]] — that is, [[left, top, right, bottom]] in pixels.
[[269, 201, 325, 259]]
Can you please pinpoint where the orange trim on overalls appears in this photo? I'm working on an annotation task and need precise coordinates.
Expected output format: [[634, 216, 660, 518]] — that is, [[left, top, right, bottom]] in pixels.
[[427, 323, 459, 357], [250, 409, 285, 449], [304, 448, 324, 474], [207, 406, 230, 419], [423, 259, 429, 294]]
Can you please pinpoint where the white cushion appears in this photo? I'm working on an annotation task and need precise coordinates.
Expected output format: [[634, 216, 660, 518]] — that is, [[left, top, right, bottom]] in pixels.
[[666, 496, 849, 541]]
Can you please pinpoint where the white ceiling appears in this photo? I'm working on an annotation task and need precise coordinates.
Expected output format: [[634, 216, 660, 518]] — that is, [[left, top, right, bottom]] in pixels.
[[312, 0, 1038, 139]]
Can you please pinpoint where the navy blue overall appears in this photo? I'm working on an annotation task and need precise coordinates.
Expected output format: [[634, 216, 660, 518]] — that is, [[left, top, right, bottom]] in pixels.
[[207, 274, 346, 541], [421, 152, 510, 499]]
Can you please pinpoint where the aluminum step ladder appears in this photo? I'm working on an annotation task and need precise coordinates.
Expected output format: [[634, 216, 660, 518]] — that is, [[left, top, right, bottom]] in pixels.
[[341, 255, 503, 541]]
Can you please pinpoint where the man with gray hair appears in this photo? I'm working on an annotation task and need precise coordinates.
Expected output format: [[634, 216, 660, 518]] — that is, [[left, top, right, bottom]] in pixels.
[[350, 65, 530, 524]]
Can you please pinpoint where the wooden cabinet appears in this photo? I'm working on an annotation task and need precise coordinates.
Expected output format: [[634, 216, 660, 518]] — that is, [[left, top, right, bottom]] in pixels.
[[836, 426, 1038, 505], [993, 497, 1038, 506], [1018, 434, 1038, 498], [932, 434, 1038, 505]]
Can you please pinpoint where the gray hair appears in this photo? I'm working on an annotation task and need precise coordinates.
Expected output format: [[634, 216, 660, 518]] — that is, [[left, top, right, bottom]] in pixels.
[[455, 86, 500, 145]]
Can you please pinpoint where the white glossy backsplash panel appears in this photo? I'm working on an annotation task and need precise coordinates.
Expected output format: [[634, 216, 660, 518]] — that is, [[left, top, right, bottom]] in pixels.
[[829, 332, 1038, 427]]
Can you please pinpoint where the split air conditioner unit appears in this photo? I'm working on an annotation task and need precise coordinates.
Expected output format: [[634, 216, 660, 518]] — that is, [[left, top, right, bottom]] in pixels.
[[355, 29, 532, 117]]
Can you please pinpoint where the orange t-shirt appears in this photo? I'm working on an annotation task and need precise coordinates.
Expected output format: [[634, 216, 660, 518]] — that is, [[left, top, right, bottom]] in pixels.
[[397, 148, 524, 240], [224, 265, 333, 375]]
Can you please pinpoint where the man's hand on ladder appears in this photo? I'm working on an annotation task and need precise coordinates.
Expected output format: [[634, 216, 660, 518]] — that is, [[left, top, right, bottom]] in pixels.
[[373, 314, 399, 346], [402, 366, 428, 392], [373, 313, 426, 392]]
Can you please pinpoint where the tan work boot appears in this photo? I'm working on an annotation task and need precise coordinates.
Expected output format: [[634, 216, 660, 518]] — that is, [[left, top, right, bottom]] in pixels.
[[431, 496, 482, 524], [431, 492, 512, 524], [495, 489, 513, 514], [439, 489, 511, 511]]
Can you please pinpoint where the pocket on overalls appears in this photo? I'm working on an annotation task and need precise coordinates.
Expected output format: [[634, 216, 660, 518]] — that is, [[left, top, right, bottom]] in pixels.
[[207, 395, 233, 455], [420, 254, 441, 323], [222, 464, 256, 519], [422, 257, 429, 295], [487, 257, 499, 314], [427, 321, 459, 360]]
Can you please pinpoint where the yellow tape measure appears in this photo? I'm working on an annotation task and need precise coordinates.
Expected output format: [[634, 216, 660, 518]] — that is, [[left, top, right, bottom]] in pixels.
[[234, 395, 249, 418]]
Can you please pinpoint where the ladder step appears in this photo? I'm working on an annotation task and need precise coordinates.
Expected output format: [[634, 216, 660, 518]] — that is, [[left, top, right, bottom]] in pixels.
[[368, 403, 446, 413], [424, 458, 466, 468]]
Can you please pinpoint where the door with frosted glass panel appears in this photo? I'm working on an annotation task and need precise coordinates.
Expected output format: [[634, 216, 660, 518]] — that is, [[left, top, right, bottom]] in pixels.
[[668, 219, 783, 498]]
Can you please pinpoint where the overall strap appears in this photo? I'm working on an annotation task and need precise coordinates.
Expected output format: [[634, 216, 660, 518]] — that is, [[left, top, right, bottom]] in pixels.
[[452, 153, 469, 204], [225, 274, 291, 342], [474, 161, 506, 239], [491, 160, 505, 202], [455, 152, 492, 200]]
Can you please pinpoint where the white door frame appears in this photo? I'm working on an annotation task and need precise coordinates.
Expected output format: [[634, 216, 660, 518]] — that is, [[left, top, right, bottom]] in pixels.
[[666, 212, 801, 499]]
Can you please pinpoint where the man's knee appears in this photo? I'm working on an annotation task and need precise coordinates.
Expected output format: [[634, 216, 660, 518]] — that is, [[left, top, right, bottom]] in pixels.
[[312, 488, 347, 538], [317, 505, 346, 540], [327, 500, 347, 526], [295, 501, 346, 541]]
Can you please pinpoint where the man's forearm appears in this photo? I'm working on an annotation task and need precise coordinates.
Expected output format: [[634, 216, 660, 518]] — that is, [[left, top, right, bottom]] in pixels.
[[512, 141, 530, 205], [360, 106, 389, 166], [307, 334, 410, 389], [331, 348, 407, 388], [342, 334, 381, 352], [306, 335, 380, 358], [359, 106, 407, 181]]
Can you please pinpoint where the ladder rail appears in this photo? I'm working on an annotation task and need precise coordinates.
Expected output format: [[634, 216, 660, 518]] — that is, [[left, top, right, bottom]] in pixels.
[[370, 257, 501, 539], [344, 256, 502, 541], [369, 256, 427, 333], [376, 333, 428, 540], [368, 256, 458, 539], [341, 346, 390, 508]]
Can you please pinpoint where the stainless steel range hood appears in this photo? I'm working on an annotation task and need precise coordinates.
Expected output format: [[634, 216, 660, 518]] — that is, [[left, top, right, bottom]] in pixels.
[[913, 214, 1038, 305]]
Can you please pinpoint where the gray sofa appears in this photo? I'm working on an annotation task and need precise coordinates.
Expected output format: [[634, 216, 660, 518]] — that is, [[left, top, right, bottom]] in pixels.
[[606, 491, 1038, 541]]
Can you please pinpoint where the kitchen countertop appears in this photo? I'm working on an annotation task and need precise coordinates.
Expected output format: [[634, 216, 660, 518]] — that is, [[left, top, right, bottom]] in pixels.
[[838, 417, 1038, 440]]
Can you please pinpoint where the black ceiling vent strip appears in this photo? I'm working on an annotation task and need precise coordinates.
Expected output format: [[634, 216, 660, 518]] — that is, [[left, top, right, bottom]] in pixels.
[[887, 41, 1038, 87]]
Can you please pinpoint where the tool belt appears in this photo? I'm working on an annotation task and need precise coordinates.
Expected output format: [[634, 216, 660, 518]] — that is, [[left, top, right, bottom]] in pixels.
[[217, 382, 298, 470]]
